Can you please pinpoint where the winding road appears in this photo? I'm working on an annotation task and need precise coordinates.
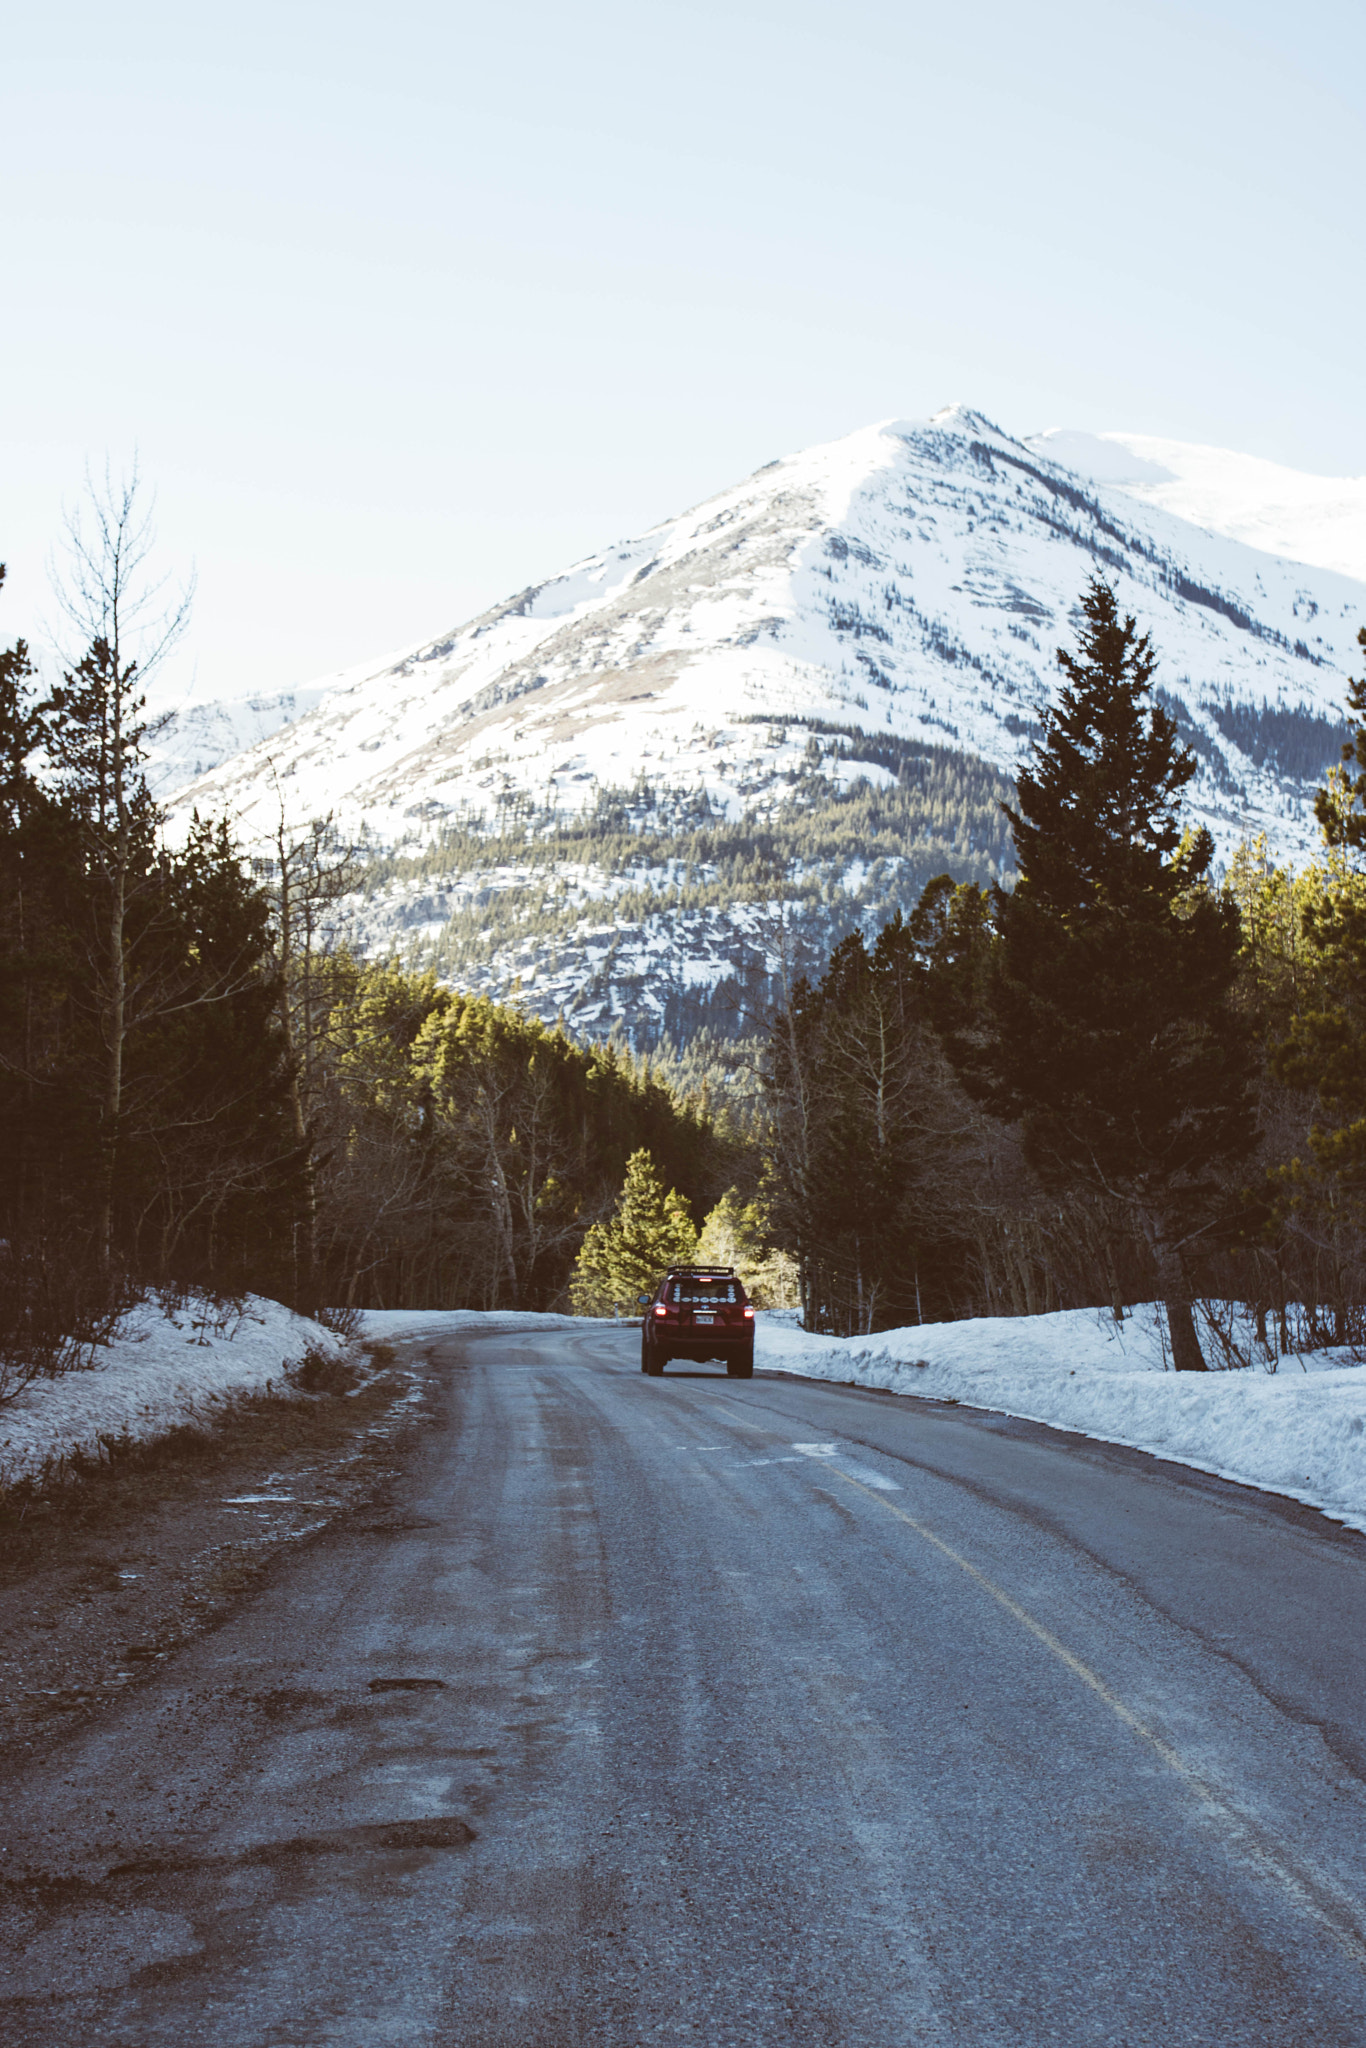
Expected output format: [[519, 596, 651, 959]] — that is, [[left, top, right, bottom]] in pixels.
[[6, 1321, 1366, 2044]]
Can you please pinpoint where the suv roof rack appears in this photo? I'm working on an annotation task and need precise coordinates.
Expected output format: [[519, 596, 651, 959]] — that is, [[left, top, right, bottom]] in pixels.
[[664, 1264, 736, 1276]]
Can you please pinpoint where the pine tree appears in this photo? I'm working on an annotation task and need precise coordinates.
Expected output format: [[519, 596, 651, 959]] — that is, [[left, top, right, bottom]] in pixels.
[[763, 906, 985, 1333], [968, 578, 1254, 1369], [0, 539, 296, 1305], [569, 1149, 696, 1315]]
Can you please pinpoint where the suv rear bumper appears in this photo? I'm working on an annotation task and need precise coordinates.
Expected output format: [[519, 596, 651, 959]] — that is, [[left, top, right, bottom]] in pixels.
[[642, 1325, 752, 1361]]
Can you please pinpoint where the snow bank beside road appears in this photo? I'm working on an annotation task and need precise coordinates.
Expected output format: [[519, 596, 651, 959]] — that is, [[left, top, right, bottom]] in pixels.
[[0, 1296, 347, 1490], [758, 1306, 1366, 1537]]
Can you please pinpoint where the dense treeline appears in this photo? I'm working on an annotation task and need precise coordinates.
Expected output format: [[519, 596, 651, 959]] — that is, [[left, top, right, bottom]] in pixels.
[[765, 581, 1366, 1365], [282, 957, 737, 1309]]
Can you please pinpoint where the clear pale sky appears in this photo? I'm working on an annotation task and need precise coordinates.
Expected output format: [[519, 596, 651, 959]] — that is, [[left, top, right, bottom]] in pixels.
[[3, 0, 1364, 707]]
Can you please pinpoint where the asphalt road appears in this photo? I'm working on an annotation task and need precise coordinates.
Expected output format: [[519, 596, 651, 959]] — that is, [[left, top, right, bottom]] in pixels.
[[6, 1322, 1366, 2046]]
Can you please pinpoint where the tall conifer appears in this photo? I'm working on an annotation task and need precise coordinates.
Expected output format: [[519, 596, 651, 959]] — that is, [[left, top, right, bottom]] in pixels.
[[970, 578, 1253, 1369], [569, 1149, 696, 1314]]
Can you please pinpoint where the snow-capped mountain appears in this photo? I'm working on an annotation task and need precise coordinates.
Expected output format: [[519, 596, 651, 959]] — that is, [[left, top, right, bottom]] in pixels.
[[171, 406, 1362, 860], [164, 406, 1365, 1048]]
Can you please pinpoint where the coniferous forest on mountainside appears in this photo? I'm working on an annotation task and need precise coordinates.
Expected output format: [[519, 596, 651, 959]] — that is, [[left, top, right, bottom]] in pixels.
[[6, 488, 1366, 1382]]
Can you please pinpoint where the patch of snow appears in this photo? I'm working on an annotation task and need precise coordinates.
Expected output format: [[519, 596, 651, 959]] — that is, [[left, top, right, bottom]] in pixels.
[[830, 759, 897, 794], [0, 1296, 347, 1489], [1024, 430, 1178, 488]]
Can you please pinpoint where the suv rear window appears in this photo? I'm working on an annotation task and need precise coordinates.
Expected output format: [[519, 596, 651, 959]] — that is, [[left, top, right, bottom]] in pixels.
[[669, 1278, 740, 1304]]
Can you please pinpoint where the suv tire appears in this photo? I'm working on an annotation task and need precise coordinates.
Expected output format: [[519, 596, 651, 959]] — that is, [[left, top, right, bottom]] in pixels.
[[727, 1348, 754, 1379]]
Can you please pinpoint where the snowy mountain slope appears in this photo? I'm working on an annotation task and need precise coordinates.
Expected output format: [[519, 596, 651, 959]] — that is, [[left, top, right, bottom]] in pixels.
[[164, 406, 1366, 1046], [1028, 427, 1366, 586], [144, 643, 428, 796]]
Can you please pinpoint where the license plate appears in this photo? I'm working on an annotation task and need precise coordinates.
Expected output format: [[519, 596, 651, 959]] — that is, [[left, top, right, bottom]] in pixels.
[[694, 1314, 714, 1324]]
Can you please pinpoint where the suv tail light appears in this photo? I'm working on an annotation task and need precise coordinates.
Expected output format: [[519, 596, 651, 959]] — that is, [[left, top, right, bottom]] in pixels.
[[743, 1305, 754, 1319], [653, 1303, 668, 1318]]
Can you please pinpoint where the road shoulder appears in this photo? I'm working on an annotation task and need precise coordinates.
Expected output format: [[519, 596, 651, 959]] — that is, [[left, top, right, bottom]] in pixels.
[[0, 1341, 433, 1772]]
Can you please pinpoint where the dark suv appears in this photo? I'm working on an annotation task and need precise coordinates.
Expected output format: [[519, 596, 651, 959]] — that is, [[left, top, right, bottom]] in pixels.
[[639, 1266, 755, 1378]]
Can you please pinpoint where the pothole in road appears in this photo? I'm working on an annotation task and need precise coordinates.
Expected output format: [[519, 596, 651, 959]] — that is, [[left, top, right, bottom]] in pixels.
[[368, 1677, 447, 1694], [253, 1687, 333, 1720]]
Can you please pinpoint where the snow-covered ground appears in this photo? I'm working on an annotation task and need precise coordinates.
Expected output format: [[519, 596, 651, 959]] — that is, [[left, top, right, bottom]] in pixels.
[[760, 1305, 1366, 1537], [0, 1296, 348, 1490]]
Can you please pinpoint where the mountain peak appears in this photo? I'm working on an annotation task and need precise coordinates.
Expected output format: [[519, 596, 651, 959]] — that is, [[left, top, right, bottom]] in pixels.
[[922, 402, 1014, 442]]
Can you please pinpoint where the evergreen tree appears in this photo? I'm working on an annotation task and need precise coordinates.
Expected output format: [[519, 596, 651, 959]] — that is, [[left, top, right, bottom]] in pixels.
[[908, 872, 994, 1040], [569, 1149, 696, 1315], [0, 532, 296, 1307], [0, 616, 43, 828], [967, 578, 1254, 1369], [43, 633, 161, 1268], [125, 816, 299, 1295], [44, 468, 190, 1273]]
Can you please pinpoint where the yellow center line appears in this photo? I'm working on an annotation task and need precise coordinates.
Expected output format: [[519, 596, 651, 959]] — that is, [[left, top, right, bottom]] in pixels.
[[826, 1462, 1366, 1970]]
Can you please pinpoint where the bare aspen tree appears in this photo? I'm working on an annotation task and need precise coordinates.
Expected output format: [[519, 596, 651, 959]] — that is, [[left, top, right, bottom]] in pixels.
[[45, 464, 194, 1275]]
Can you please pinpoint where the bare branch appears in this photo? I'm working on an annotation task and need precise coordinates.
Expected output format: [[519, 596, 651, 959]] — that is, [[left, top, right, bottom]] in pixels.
[[48, 457, 196, 682]]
